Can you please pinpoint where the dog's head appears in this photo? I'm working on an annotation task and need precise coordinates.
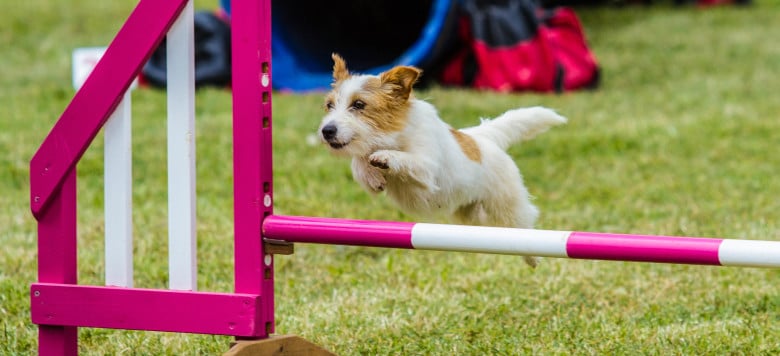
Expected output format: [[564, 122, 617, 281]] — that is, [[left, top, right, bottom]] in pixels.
[[318, 53, 421, 157]]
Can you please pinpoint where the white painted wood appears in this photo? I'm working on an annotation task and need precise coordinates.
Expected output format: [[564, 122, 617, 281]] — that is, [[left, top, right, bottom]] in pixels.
[[719, 240, 780, 268], [166, 0, 197, 291], [411, 223, 571, 258], [104, 91, 134, 287], [73, 47, 139, 91], [74, 46, 137, 288]]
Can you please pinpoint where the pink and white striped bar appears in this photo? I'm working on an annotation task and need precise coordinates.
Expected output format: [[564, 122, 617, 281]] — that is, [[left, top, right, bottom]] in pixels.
[[263, 215, 780, 268]]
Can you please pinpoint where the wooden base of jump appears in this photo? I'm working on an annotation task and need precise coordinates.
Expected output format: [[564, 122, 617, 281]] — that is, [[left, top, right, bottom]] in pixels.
[[225, 335, 335, 356]]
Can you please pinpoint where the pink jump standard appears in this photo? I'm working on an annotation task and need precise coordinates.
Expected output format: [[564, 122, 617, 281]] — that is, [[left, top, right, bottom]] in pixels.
[[30, 0, 275, 354], [230, 0, 275, 339]]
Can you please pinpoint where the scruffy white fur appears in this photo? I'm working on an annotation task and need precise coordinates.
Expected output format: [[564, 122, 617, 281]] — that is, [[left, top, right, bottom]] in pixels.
[[318, 54, 566, 267]]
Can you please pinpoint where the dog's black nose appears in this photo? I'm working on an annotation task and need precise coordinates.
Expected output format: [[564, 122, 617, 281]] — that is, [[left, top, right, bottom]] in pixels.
[[321, 124, 338, 140]]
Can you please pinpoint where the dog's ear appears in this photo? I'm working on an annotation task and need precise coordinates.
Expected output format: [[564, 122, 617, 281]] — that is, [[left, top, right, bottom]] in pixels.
[[380, 66, 421, 101], [332, 53, 349, 84]]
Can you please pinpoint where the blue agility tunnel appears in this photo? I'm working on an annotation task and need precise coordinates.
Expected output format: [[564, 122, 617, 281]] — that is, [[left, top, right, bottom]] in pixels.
[[221, 0, 457, 91]]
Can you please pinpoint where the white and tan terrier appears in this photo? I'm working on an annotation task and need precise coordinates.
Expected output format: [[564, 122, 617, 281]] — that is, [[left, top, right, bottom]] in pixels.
[[318, 54, 566, 267]]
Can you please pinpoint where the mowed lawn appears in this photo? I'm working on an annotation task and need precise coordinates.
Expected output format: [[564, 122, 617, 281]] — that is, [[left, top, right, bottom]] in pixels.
[[3, 0, 780, 354]]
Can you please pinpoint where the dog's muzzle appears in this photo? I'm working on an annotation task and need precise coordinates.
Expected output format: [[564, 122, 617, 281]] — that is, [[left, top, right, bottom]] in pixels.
[[321, 124, 337, 140], [321, 124, 347, 149]]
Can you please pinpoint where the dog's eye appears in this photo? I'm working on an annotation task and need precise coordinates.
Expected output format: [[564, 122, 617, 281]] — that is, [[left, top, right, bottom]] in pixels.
[[325, 101, 334, 111], [350, 100, 366, 110]]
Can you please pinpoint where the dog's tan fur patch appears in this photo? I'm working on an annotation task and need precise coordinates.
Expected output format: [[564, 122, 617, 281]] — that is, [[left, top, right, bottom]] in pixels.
[[351, 77, 411, 133], [379, 66, 421, 101], [331, 53, 349, 84], [324, 92, 336, 112], [450, 129, 481, 162]]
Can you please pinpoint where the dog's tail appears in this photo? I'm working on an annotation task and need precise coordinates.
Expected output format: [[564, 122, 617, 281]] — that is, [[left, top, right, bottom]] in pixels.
[[462, 107, 567, 151]]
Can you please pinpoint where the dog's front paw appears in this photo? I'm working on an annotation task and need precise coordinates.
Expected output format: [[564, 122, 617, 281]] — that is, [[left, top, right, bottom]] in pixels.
[[369, 151, 392, 170], [352, 157, 387, 194], [370, 180, 386, 192], [366, 170, 387, 192]]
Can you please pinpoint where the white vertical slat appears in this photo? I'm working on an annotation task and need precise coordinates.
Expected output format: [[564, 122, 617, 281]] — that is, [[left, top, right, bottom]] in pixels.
[[104, 91, 134, 287], [74, 46, 136, 288], [167, 0, 197, 291]]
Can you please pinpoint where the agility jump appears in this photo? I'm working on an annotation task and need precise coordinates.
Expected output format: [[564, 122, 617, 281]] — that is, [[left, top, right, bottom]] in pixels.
[[29, 0, 780, 355]]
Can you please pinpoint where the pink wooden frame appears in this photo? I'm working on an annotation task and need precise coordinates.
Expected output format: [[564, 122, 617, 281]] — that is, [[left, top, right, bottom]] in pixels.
[[230, 0, 276, 339], [31, 284, 263, 336], [30, 0, 273, 354]]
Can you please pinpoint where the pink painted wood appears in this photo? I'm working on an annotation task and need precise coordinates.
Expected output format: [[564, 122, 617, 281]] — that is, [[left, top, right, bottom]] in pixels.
[[31, 0, 278, 351], [567, 232, 723, 265], [231, 0, 275, 338], [31, 284, 264, 337], [29, 0, 188, 218], [31, 0, 206, 354], [263, 215, 415, 248], [36, 172, 78, 356]]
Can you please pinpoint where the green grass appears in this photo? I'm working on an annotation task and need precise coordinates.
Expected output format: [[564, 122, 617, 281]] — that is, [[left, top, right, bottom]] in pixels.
[[3, 0, 780, 354]]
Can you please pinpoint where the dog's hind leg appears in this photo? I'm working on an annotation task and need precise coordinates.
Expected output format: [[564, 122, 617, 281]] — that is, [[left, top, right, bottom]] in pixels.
[[454, 198, 540, 268], [511, 200, 540, 267], [478, 197, 540, 268]]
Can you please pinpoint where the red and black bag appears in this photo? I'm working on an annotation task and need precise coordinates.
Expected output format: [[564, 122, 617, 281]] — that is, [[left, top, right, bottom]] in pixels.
[[440, 0, 599, 93]]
